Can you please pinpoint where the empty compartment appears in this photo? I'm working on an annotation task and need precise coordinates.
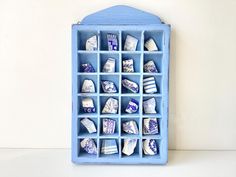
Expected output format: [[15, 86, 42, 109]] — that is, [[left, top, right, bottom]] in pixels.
[[100, 53, 120, 73], [99, 118, 119, 137], [100, 96, 119, 115], [78, 117, 98, 137], [122, 31, 142, 51], [78, 53, 97, 73], [143, 53, 162, 73], [78, 96, 97, 115], [121, 118, 140, 137], [78, 30, 98, 50], [122, 53, 141, 73], [142, 118, 161, 137], [78, 75, 97, 94], [121, 96, 140, 116], [100, 31, 120, 51], [143, 96, 162, 116], [142, 139, 160, 158], [143, 75, 162, 94], [121, 138, 140, 158], [144, 30, 163, 51], [99, 138, 119, 158], [121, 75, 140, 94], [100, 75, 120, 94], [78, 138, 98, 158]]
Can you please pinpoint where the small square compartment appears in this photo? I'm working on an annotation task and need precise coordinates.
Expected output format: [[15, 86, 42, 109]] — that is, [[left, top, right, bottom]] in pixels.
[[100, 96, 119, 115], [100, 75, 120, 94], [144, 30, 163, 51], [78, 138, 98, 158], [78, 117, 98, 137], [100, 53, 120, 73], [121, 96, 140, 116], [99, 118, 119, 137], [121, 75, 140, 94], [143, 75, 162, 94], [78, 96, 97, 115], [142, 96, 161, 116], [78, 53, 97, 73], [99, 138, 119, 158], [78, 75, 97, 94], [78, 30, 98, 50], [142, 118, 161, 137], [122, 53, 141, 73], [100, 31, 120, 51], [122, 31, 142, 51], [121, 118, 140, 137], [142, 139, 160, 158], [143, 53, 162, 73]]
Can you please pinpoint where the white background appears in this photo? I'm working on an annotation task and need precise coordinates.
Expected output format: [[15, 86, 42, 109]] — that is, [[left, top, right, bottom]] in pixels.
[[0, 0, 236, 150]]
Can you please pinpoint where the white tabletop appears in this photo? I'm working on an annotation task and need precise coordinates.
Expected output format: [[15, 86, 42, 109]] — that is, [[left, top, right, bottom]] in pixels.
[[0, 149, 235, 177]]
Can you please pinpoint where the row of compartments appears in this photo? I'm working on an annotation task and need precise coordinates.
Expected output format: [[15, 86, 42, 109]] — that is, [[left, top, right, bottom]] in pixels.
[[77, 96, 162, 116], [77, 30, 164, 51], [78, 74, 162, 94], [77, 138, 161, 158], [77, 117, 161, 138], [78, 53, 163, 73]]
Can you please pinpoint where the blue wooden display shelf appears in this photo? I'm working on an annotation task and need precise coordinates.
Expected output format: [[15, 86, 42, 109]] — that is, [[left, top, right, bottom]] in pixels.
[[72, 5, 170, 164]]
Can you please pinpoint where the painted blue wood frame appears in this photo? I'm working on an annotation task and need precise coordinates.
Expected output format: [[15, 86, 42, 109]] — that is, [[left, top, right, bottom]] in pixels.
[[72, 5, 170, 164]]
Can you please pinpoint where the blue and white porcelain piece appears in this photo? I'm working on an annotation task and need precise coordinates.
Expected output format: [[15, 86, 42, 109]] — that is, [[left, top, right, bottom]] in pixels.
[[85, 35, 97, 51], [143, 98, 156, 114], [102, 58, 115, 73], [122, 79, 139, 93], [144, 38, 158, 51], [81, 118, 97, 133], [125, 98, 139, 114], [101, 139, 118, 155], [81, 138, 97, 155], [101, 80, 117, 93], [122, 139, 137, 156], [81, 63, 95, 73], [143, 139, 158, 155], [143, 118, 158, 135], [82, 98, 96, 113], [103, 118, 116, 134], [143, 77, 157, 94], [102, 97, 118, 114], [107, 33, 118, 51], [81, 79, 95, 93], [144, 60, 158, 73], [122, 120, 139, 134], [123, 59, 134, 72], [124, 35, 138, 51]]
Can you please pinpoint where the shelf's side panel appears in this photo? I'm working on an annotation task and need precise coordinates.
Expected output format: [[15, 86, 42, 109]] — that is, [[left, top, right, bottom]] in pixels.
[[72, 26, 79, 163]]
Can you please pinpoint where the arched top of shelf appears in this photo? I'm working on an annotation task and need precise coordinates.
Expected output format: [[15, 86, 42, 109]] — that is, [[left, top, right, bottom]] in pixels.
[[80, 5, 163, 25]]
